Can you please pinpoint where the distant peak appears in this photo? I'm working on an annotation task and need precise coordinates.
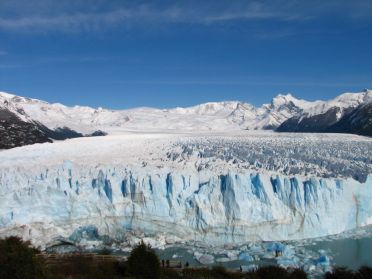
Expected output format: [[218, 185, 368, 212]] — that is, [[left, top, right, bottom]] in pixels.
[[0, 91, 17, 99], [330, 92, 365, 105], [271, 93, 299, 107], [0, 92, 51, 106], [363, 89, 372, 103], [276, 93, 294, 98]]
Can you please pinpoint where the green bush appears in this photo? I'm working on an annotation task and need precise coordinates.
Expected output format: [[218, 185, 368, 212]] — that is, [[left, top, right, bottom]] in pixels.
[[47, 253, 125, 279], [182, 267, 213, 279], [254, 266, 290, 279], [182, 266, 241, 279], [0, 236, 47, 279], [127, 240, 161, 279], [211, 266, 240, 279], [244, 266, 307, 279]]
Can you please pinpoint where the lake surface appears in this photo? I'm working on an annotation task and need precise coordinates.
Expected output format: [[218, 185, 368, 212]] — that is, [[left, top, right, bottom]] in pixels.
[[307, 237, 372, 270], [154, 227, 372, 278], [108, 226, 372, 278]]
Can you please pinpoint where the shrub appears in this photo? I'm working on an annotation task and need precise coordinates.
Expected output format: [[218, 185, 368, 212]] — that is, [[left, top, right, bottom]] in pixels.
[[127, 240, 160, 279], [182, 267, 212, 279], [160, 268, 181, 279], [0, 236, 47, 279], [47, 253, 122, 279], [244, 266, 307, 279], [211, 266, 240, 279], [255, 266, 291, 279], [51, 254, 94, 278], [182, 266, 241, 279]]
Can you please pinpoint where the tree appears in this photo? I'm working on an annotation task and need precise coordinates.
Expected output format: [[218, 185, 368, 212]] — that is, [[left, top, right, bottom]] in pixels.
[[127, 240, 160, 279], [0, 236, 47, 279]]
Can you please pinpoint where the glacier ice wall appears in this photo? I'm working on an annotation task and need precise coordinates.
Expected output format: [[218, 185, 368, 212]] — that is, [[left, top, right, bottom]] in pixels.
[[0, 161, 372, 247]]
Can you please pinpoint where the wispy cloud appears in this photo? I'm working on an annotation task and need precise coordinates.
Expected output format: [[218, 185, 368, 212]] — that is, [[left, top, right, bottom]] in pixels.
[[0, 50, 8, 55], [0, 1, 315, 33], [0, 0, 371, 33], [0, 9, 134, 32], [202, 2, 310, 23]]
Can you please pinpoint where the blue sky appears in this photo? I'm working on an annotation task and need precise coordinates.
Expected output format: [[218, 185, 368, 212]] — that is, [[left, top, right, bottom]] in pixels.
[[0, 0, 371, 109]]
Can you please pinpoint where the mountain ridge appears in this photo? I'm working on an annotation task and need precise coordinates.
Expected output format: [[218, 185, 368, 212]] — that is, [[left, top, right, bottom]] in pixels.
[[277, 89, 372, 136], [0, 89, 371, 149]]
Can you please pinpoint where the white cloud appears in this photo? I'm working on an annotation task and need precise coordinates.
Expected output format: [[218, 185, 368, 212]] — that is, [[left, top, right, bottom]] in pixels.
[[0, 2, 311, 33], [0, 0, 370, 33]]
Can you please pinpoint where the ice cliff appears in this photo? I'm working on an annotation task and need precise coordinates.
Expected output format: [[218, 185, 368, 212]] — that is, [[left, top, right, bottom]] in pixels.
[[1, 163, 372, 248]]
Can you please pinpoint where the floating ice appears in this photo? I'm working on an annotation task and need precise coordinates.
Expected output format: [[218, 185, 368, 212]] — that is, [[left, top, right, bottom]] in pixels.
[[317, 253, 331, 267], [238, 251, 254, 262], [215, 257, 231, 263], [194, 252, 214, 265]]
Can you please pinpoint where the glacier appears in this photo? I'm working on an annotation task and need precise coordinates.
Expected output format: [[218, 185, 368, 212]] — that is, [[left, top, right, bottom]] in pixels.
[[0, 132, 371, 249]]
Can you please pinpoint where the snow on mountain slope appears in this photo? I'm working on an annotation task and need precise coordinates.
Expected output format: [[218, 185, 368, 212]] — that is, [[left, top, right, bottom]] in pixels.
[[363, 89, 372, 103], [302, 92, 366, 118], [171, 101, 245, 116], [0, 132, 371, 248], [1, 90, 370, 137], [276, 89, 372, 136]]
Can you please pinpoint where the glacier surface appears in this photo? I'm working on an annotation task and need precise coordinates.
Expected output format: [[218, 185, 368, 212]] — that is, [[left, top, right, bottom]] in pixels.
[[0, 132, 371, 249]]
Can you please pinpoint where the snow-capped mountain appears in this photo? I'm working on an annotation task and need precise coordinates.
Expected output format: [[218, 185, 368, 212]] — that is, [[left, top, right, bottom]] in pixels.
[[327, 101, 372, 136], [0, 89, 371, 149], [277, 89, 372, 135]]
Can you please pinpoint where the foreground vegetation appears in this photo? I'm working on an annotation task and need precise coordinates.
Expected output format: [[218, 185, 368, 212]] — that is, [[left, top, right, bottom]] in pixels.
[[1, 237, 372, 279]]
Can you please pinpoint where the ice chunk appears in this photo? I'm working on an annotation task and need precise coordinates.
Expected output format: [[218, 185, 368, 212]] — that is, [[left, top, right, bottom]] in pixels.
[[194, 252, 214, 265], [216, 257, 231, 263], [317, 255, 330, 266], [277, 256, 299, 268], [267, 242, 286, 253], [238, 251, 254, 262]]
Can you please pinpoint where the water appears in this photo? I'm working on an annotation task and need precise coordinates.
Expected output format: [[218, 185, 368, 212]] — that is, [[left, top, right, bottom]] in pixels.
[[153, 231, 372, 277], [155, 245, 276, 269], [307, 237, 372, 270]]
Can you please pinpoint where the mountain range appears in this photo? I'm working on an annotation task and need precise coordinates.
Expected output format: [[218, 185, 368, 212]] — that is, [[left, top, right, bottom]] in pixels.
[[0, 89, 371, 149]]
